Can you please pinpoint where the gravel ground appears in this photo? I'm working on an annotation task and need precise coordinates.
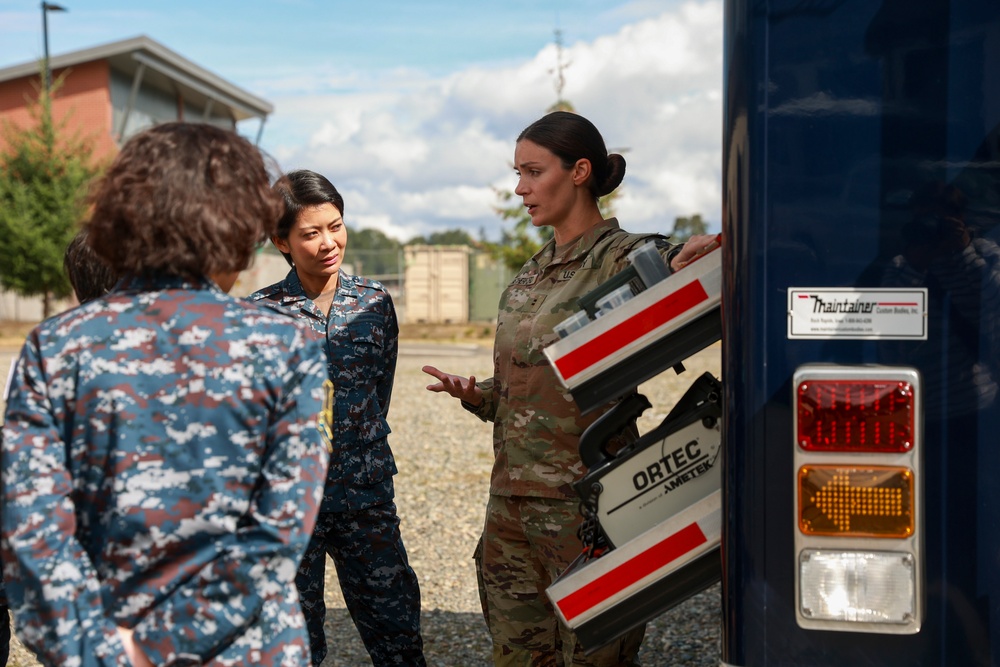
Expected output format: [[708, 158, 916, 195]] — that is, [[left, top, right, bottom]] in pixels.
[[0, 341, 722, 667]]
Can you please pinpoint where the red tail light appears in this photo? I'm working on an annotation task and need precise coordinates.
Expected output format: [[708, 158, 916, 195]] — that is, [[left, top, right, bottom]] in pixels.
[[797, 379, 914, 453]]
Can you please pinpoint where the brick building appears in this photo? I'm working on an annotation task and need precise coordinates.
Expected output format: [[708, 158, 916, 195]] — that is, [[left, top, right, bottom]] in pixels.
[[0, 34, 272, 160], [0, 35, 273, 321]]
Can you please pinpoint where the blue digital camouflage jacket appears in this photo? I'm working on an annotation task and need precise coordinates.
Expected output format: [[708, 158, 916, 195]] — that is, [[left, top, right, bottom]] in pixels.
[[250, 269, 398, 512], [1, 275, 332, 667]]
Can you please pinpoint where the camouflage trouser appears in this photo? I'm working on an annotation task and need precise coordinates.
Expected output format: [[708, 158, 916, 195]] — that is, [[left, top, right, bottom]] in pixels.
[[297, 503, 425, 666], [0, 603, 8, 666], [477, 495, 645, 667], [1, 577, 8, 666]]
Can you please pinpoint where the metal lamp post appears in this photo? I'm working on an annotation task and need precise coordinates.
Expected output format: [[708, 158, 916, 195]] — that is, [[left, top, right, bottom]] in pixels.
[[41, 2, 67, 93]]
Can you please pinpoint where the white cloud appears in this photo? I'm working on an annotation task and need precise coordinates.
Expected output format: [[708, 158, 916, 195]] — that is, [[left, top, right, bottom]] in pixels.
[[256, 0, 724, 241], [397, 185, 499, 220]]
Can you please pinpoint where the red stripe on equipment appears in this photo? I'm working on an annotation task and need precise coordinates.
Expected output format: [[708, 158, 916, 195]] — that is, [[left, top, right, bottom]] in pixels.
[[557, 521, 708, 621], [555, 280, 710, 380]]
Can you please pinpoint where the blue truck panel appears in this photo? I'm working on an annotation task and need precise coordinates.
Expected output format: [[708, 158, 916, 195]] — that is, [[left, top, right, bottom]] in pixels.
[[723, 0, 1000, 664]]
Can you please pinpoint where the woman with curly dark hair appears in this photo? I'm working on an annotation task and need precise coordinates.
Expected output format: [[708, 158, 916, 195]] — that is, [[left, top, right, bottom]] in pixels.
[[1, 122, 331, 667]]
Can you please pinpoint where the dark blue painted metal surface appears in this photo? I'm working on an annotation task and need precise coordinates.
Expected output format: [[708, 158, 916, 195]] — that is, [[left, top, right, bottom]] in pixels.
[[722, 0, 1000, 664]]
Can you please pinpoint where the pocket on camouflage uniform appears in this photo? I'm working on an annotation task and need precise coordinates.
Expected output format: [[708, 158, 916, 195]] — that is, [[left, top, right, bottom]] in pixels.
[[361, 437, 397, 485], [473, 534, 489, 627], [349, 315, 385, 363]]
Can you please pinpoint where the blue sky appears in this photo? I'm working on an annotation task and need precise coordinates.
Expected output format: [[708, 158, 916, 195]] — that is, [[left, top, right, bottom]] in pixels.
[[1, 0, 724, 241], [2, 1, 676, 73]]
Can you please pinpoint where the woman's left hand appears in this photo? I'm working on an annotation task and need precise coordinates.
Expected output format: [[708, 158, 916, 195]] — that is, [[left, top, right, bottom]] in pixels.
[[422, 365, 483, 406], [670, 234, 722, 271]]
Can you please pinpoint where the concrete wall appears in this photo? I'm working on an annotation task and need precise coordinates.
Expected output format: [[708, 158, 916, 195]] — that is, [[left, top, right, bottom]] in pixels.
[[230, 250, 292, 298], [1, 246, 506, 327], [0, 290, 74, 323], [1, 250, 294, 323]]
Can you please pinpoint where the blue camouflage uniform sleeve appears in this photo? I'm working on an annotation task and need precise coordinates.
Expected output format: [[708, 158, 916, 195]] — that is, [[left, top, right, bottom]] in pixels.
[[1, 338, 130, 666], [132, 335, 331, 665], [379, 290, 399, 419]]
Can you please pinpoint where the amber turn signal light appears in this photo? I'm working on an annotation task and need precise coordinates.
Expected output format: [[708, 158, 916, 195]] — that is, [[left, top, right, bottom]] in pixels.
[[799, 465, 913, 538]]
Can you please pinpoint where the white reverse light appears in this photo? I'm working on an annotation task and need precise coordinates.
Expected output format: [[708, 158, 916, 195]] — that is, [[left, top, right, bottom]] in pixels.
[[799, 549, 916, 626]]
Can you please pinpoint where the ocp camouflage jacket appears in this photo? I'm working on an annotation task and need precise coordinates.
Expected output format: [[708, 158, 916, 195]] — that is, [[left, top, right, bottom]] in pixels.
[[467, 219, 677, 499]]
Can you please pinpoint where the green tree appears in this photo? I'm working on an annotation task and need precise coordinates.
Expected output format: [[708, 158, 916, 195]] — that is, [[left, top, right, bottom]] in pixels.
[[482, 186, 549, 271], [349, 227, 402, 276], [0, 76, 102, 318], [407, 228, 478, 246], [598, 189, 620, 220], [548, 99, 576, 114], [670, 214, 708, 243], [485, 183, 621, 272]]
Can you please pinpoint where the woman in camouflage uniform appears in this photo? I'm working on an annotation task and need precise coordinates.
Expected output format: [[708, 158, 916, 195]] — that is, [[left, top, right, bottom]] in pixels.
[[424, 111, 719, 666], [1, 123, 332, 667], [0, 227, 120, 667], [250, 170, 425, 667]]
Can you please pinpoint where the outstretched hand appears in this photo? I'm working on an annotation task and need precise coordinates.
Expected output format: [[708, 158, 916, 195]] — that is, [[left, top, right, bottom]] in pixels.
[[423, 365, 483, 407]]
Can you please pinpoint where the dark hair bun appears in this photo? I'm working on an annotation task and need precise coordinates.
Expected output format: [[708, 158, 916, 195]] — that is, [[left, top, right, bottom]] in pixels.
[[596, 153, 626, 197]]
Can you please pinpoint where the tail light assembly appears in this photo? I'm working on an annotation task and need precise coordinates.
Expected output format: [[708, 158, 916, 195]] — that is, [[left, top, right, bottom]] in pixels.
[[793, 364, 922, 634]]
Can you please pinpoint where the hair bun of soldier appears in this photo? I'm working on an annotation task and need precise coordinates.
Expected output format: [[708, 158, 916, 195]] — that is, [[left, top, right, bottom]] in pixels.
[[596, 153, 626, 197]]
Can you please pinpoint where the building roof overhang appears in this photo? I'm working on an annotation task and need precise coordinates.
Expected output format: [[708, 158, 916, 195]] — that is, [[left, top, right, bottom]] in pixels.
[[0, 35, 272, 123]]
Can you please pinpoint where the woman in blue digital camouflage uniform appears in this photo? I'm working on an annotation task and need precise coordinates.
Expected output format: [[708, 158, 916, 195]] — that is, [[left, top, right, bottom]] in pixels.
[[0, 227, 119, 667], [0, 123, 332, 667], [424, 111, 720, 666], [0, 227, 116, 667], [250, 170, 425, 667]]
